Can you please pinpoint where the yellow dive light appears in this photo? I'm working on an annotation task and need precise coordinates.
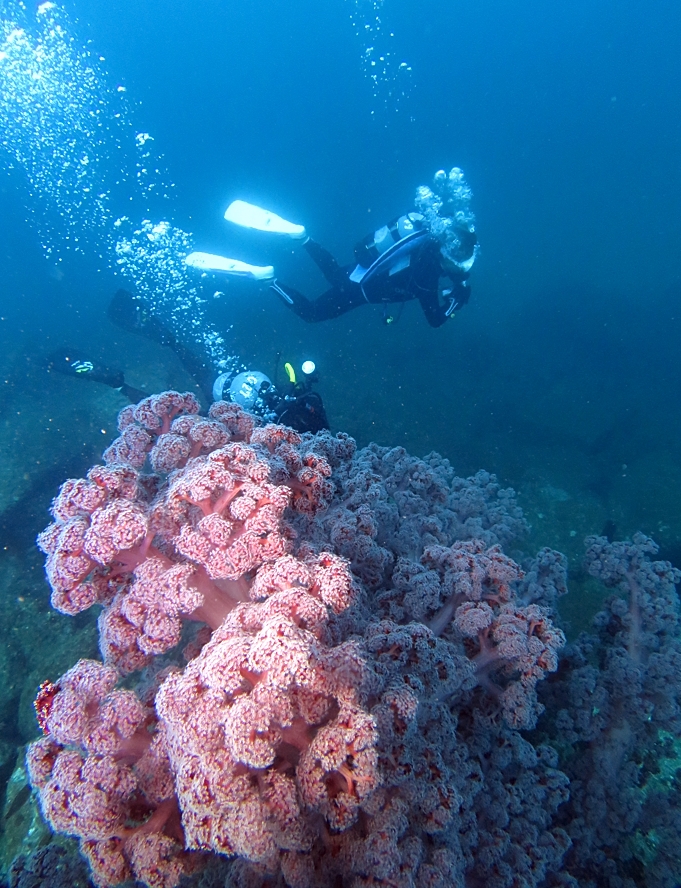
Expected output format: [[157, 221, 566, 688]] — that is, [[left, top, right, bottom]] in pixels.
[[284, 362, 296, 384]]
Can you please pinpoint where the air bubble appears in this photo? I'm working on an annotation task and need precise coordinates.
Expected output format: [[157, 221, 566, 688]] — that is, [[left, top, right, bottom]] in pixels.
[[347, 0, 412, 118], [0, 2, 240, 375]]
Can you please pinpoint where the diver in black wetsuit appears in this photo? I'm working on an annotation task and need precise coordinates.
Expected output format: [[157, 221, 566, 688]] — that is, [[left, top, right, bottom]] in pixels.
[[185, 167, 479, 328], [270, 224, 476, 327]]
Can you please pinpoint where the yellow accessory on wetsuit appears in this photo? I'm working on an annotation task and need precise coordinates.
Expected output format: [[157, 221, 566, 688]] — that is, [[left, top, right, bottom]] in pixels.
[[284, 362, 296, 384]]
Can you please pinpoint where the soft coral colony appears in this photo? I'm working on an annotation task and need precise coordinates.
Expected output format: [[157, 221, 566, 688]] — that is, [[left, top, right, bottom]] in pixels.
[[24, 392, 681, 888]]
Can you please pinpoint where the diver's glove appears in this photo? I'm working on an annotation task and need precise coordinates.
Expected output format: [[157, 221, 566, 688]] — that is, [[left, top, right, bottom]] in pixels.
[[443, 279, 471, 317]]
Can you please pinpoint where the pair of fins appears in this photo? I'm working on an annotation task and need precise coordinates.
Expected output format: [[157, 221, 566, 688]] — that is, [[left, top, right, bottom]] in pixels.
[[185, 200, 306, 281]]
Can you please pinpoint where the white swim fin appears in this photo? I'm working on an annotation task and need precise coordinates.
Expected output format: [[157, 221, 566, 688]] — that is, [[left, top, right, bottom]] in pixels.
[[185, 251, 274, 281], [224, 200, 307, 240]]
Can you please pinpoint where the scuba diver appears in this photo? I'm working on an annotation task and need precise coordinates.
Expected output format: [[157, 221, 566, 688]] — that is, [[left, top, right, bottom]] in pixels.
[[209, 361, 329, 434], [185, 167, 479, 328], [47, 290, 329, 434]]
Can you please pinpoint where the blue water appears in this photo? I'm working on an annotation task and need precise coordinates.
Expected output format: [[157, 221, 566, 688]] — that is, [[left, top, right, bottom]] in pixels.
[[0, 1, 679, 561], [5, 0, 679, 541], [0, 0, 680, 878]]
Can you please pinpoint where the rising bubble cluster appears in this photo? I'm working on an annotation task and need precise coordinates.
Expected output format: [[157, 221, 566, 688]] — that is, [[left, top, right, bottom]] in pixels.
[[0, 1, 237, 374], [114, 218, 239, 373], [0, 1, 124, 259], [415, 168, 479, 271], [0, 1, 174, 258], [348, 0, 412, 117]]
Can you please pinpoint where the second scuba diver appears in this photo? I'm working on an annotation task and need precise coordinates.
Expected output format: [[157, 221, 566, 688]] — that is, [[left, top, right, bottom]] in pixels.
[[49, 291, 330, 434]]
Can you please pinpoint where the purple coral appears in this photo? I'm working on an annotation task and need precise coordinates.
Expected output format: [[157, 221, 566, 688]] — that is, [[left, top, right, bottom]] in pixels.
[[538, 532, 681, 887]]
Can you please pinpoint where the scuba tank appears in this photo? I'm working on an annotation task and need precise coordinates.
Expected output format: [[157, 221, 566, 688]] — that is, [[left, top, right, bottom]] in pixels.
[[349, 212, 429, 301]]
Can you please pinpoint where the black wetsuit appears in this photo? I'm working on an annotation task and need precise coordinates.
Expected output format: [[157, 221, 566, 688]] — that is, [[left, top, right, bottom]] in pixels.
[[274, 237, 472, 327]]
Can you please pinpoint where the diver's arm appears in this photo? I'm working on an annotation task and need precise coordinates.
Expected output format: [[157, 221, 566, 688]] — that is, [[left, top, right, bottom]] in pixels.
[[419, 275, 472, 327], [418, 288, 450, 328], [414, 238, 472, 326], [412, 240, 449, 327]]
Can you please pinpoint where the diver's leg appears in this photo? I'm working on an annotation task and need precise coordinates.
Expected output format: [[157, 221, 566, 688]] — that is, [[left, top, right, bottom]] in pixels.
[[303, 239, 347, 287], [271, 280, 364, 322], [270, 281, 319, 321]]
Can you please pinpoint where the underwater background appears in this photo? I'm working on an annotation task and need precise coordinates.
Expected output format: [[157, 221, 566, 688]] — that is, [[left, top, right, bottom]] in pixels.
[[0, 0, 680, 883]]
